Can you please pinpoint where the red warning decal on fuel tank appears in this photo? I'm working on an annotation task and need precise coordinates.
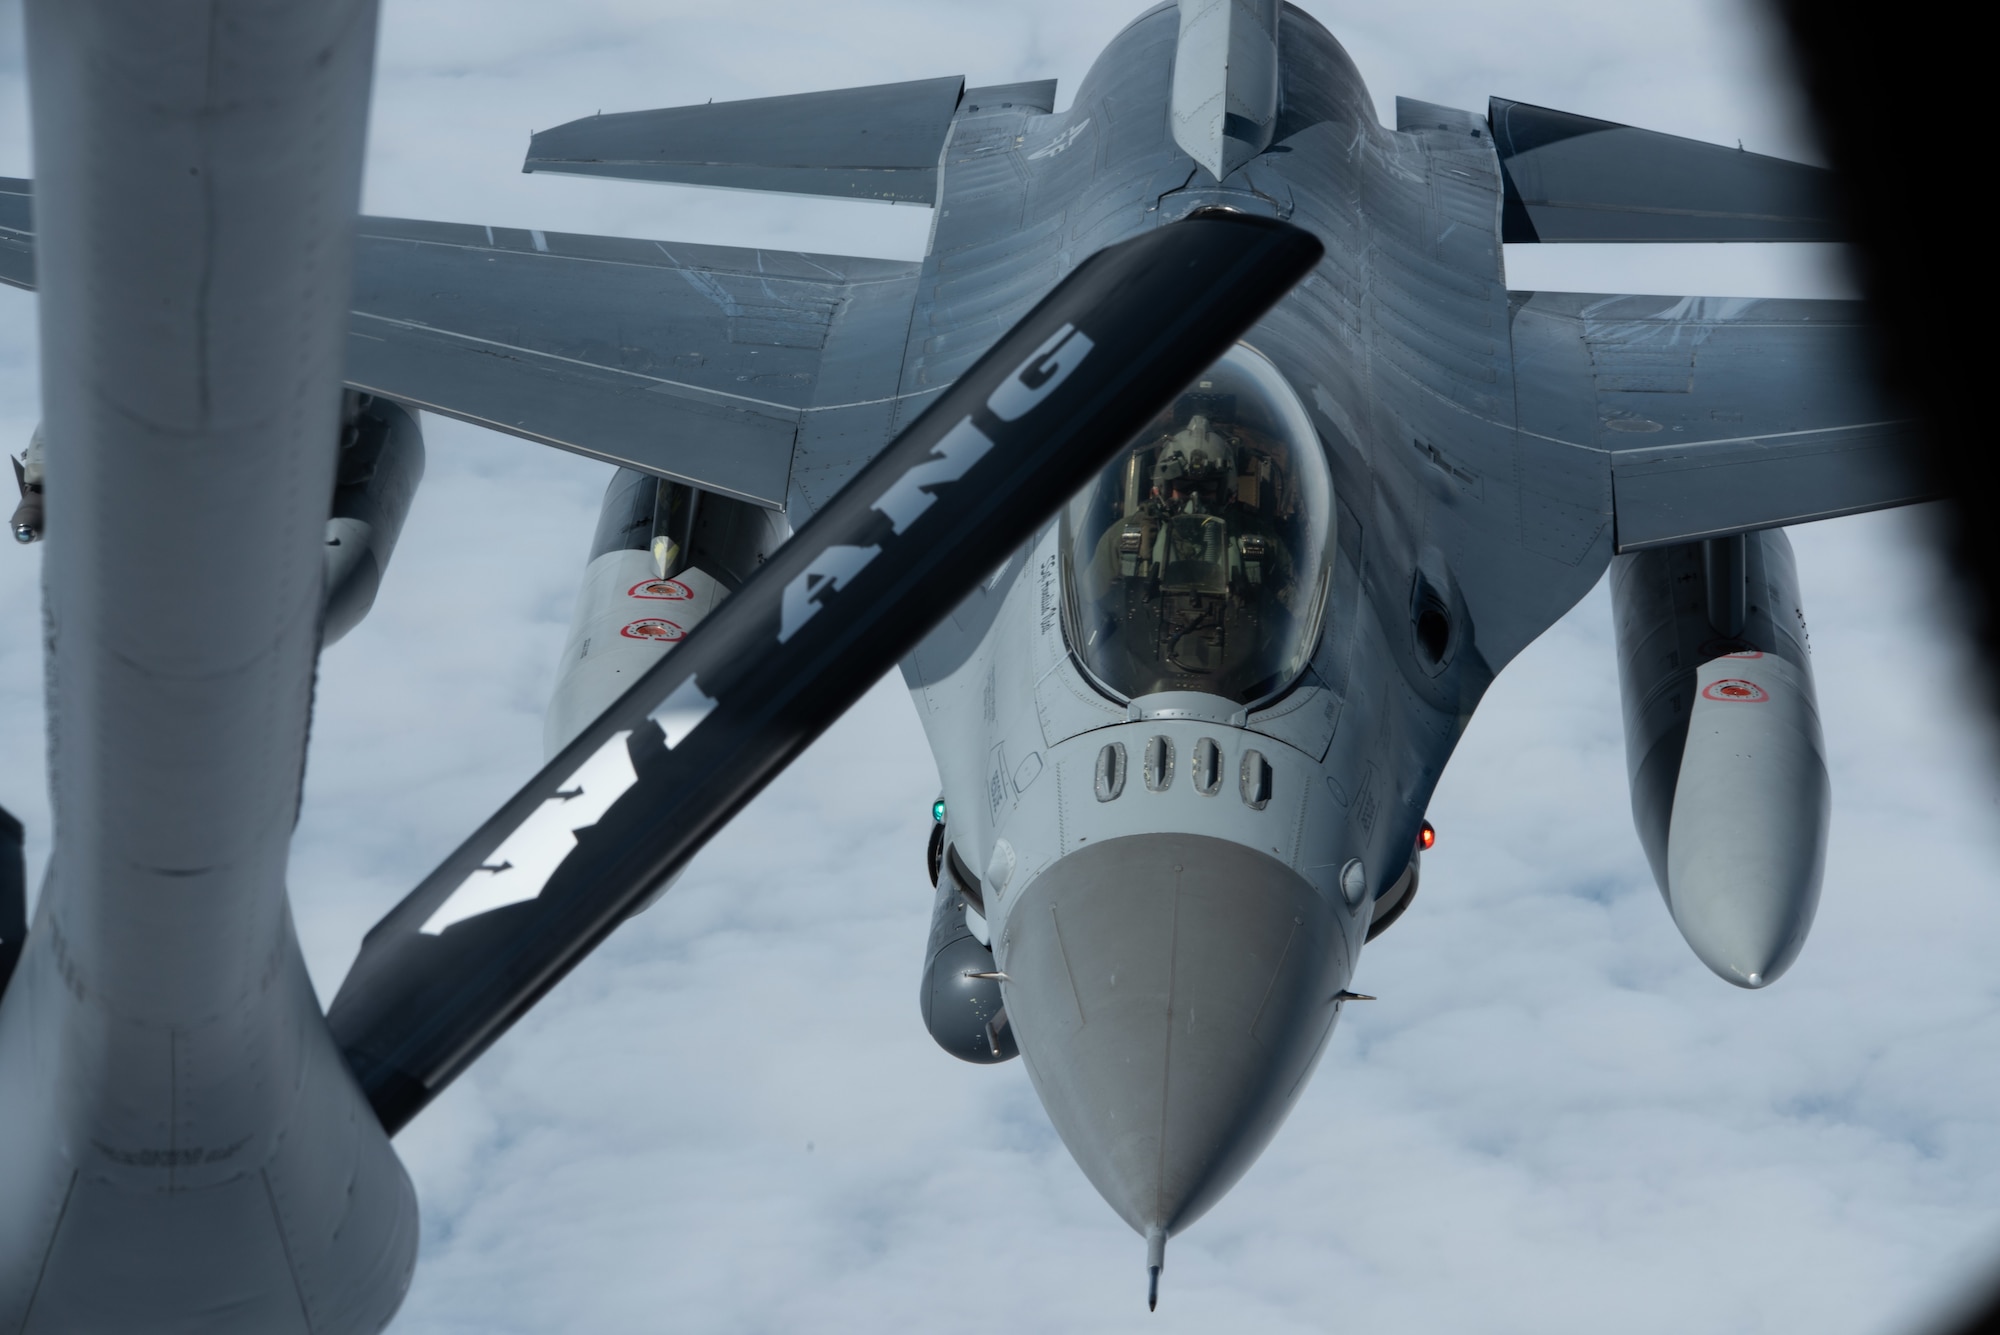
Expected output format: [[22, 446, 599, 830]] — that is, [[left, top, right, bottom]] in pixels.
[[620, 618, 685, 641], [628, 578, 694, 601], [1702, 678, 1769, 703]]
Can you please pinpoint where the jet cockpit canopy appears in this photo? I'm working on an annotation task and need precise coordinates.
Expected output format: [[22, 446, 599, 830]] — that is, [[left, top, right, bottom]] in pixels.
[[1061, 342, 1335, 707]]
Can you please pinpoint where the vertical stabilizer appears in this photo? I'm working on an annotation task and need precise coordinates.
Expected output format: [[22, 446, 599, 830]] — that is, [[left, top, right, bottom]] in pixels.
[[1171, 0, 1281, 181]]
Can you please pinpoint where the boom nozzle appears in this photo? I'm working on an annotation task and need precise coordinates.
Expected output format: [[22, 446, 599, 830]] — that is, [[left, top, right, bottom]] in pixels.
[[1146, 1226, 1166, 1311]]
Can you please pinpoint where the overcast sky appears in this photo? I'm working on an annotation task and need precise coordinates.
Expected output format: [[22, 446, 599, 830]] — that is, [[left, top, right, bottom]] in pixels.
[[4, 2, 2000, 1333]]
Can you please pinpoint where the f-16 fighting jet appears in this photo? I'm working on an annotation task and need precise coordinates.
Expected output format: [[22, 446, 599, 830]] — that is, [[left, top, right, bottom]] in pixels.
[[0, 0, 1926, 1328]]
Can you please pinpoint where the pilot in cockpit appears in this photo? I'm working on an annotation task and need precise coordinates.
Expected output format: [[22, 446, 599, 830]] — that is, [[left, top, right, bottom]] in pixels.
[[1065, 342, 1333, 704], [1089, 411, 1298, 605]]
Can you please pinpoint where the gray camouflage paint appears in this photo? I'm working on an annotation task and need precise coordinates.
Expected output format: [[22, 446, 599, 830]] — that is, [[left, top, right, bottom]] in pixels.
[[535, 2, 1898, 1269]]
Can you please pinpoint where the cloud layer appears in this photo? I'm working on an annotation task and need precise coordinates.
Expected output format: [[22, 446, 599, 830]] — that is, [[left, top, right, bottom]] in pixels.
[[2, 2, 1997, 1332]]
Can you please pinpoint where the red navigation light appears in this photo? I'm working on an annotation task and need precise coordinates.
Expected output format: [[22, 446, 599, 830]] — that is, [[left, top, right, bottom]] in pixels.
[[1418, 820, 1436, 850]]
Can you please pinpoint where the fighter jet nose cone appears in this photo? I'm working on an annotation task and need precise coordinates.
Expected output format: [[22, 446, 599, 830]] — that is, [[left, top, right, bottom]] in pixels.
[[998, 836, 1351, 1240]]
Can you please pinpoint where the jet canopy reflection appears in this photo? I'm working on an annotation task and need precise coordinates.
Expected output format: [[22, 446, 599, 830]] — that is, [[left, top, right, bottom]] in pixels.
[[1062, 342, 1335, 706]]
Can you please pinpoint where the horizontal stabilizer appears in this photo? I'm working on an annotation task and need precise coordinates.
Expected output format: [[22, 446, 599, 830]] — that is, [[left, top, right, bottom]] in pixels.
[[524, 76, 972, 204], [1510, 292, 1933, 550], [1489, 97, 1841, 243]]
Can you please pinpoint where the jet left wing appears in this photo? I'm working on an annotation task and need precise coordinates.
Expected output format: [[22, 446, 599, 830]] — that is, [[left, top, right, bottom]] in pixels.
[[1488, 98, 1842, 243], [1510, 291, 1934, 550], [0, 181, 921, 510]]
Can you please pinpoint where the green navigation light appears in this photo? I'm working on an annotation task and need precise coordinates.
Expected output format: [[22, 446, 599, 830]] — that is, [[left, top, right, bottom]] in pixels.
[[931, 799, 947, 823]]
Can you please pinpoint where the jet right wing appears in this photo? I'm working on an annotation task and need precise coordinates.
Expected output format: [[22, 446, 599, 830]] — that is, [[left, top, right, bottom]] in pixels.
[[347, 218, 920, 509], [0, 183, 922, 512], [1510, 291, 1933, 550]]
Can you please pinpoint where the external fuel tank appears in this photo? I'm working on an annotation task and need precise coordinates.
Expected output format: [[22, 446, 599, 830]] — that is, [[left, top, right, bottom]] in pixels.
[[1611, 530, 1829, 987], [323, 394, 425, 645], [544, 470, 787, 758], [917, 826, 1017, 1064], [540, 471, 787, 917]]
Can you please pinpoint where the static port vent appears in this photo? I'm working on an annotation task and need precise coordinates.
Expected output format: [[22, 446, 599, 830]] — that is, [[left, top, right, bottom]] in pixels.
[[1193, 738, 1222, 795], [1095, 742, 1127, 802], [1240, 750, 1273, 809]]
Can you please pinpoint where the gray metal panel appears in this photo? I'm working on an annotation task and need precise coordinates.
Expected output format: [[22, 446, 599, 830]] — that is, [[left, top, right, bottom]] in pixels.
[[522, 76, 966, 204], [963, 80, 1060, 114], [1509, 291, 1932, 550], [788, 262, 922, 518], [1489, 97, 1841, 243], [346, 218, 920, 508], [1611, 423, 1931, 547], [1394, 95, 1486, 137], [1170, 0, 1280, 180], [0, 177, 29, 291]]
